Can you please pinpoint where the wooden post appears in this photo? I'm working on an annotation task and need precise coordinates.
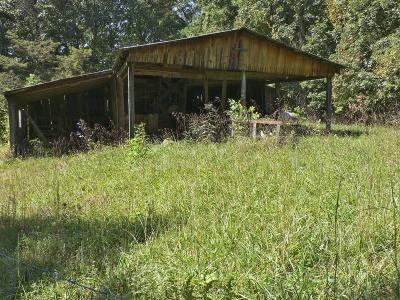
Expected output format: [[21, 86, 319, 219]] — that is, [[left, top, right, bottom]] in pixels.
[[326, 77, 333, 132], [241, 71, 246, 102], [110, 78, 118, 126], [127, 62, 135, 138], [183, 82, 188, 113], [23, 109, 48, 145], [77, 92, 83, 119], [204, 78, 209, 103], [252, 122, 257, 139], [276, 124, 281, 140], [18, 106, 27, 152], [221, 79, 227, 108], [117, 76, 125, 130], [275, 82, 281, 109], [7, 98, 17, 152]]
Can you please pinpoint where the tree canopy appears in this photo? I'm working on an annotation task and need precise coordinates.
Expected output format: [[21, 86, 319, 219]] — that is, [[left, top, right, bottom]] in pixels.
[[0, 0, 399, 141]]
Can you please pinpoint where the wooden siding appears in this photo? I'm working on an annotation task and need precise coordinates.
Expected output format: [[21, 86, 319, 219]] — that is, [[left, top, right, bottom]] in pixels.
[[242, 32, 338, 77], [127, 32, 242, 71], [124, 29, 341, 79]]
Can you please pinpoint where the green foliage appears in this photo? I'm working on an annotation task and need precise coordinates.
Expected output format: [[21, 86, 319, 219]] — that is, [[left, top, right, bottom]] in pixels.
[[330, 0, 400, 120], [0, 125, 399, 298], [180, 103, 228, 143], [25, 74, 41, 86], [0, 0, 399, 143], [185, 0, 400, 121], [128, 123, 149, 160], [228, 99, 259, 135], [54, 48, 93, 80]]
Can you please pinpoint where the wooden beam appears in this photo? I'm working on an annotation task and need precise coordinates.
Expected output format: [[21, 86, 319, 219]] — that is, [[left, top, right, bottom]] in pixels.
[[159, 79, 184, 102], [116, 77, 125, 129], [221, 79, 227, 108], [275, 82, 281, 108], [204, 78, 209, 102], [77, 92, 83, 119], [117, 61, 128, 79], [240, 71, 246, 101], [23, 109, 48, 145], [111, 78, 118, 126], [127, 63, 135, 138], [7, 98, 17, 152], [326, 76, 333, 131], [17, 106, 27, 152], [183, 82, 188, 113]]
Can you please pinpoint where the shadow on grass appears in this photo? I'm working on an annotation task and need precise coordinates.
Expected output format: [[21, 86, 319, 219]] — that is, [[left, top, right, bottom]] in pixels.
[[0, 208, 186, 298], [272, 124, 366, 139]]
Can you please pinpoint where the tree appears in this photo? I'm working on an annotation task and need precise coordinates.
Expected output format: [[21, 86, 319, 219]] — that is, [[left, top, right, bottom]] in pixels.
[[330, 0, 400, 120]]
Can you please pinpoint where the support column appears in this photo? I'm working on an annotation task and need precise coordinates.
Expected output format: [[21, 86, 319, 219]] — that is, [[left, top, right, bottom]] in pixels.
[[326, 77, 333, 131], [183, 82, 188, 113], [240, 72, 246, 102], [204, 78, 209, 103], [24, 109, 47, 145], [221, 79, 227, 108], [7, 98, 17, 152], [275, 82, 281, 110], [117, 76, 125, 130], [127, 63, 135, 138], [110, 78, 118, 126]]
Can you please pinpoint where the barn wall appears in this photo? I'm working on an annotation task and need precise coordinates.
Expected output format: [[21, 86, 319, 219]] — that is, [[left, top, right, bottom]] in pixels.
[[125, 30, 340, 79], [127, 32, 242, 71], [242, 33, 338, 77]]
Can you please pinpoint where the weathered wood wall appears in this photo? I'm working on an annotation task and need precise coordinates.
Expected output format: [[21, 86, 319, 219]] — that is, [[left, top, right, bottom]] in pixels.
[[127, 32, 242, 71], [242, 33, 338, 77], [124, 29, 341, 80]]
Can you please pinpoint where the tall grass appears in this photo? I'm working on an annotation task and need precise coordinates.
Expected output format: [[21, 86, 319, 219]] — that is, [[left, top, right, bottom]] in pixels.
[[0, 124, 399, 299]]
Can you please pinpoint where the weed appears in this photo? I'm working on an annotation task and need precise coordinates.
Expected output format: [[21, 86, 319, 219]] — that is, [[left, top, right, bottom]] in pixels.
[[0, 124, 399, 299], [127, 123, 149, 160]]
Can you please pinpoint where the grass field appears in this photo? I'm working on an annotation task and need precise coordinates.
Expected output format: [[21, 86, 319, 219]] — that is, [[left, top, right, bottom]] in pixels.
[[0, 124, 399, 299]]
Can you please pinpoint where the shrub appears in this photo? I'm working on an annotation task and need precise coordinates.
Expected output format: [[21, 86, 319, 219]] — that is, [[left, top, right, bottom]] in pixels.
[[228, 99, 260, 136], [174, 102, 229, 143], [128, 123, 149, 159]]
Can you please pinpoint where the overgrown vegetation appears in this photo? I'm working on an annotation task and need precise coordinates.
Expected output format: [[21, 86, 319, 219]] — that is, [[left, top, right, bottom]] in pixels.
[[128, 123, 150, 160], [1, 0, 399, 143], [17, 120, 125, 157], [0, 124, 399, 299]]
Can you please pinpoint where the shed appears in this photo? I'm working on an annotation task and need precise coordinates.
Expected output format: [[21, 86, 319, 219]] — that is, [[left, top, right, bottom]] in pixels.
[[5, 27, 343, 153]]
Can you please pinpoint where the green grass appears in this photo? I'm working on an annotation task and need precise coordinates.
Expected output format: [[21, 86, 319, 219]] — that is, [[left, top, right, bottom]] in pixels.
[[0, 124, 399, 299]]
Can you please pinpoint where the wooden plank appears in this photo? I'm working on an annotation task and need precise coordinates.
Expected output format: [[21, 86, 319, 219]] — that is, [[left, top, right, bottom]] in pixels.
[[275, 82, 281, 108], [124, 29, 340, 78], [111, 78, 118, 126], [7, 98, 17, 152], [247, 119, 285, 125], [221, 79, 227, 108], [23, 109, 48, 144], [276, 124, 281, 139], [326, 76, 333, 131], [240, 71, 246, 101], [252, 122, 257, 139], [128, 63, 135, 138], [183, 82, 188, 113], [204, 78, 209, 102], [159, 79, 184, 102], [117, 77, 125, 129], [17, 105, 27, 152]]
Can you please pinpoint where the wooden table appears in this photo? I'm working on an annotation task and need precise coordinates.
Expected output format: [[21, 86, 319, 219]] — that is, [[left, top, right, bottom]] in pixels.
[[248, 119, 286, 139]]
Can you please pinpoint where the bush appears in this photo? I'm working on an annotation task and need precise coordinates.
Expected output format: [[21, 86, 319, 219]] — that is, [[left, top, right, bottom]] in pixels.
[[18, 120, 126, 157], [174, 102, 229, 143], [228, 99, 260, 136], [128, 123, 149, 159]]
